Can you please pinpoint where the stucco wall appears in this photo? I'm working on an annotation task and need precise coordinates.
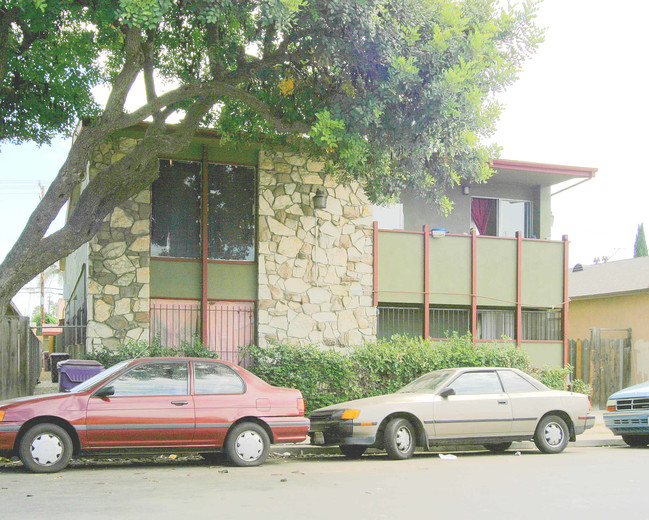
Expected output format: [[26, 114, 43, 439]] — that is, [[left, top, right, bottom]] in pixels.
[[569, 292, 649, 384], [257, 150, 377, 347]]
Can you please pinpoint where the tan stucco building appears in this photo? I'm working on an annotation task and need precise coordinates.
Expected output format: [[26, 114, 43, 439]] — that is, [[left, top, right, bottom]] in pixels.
[[569, 257, 649, 385]]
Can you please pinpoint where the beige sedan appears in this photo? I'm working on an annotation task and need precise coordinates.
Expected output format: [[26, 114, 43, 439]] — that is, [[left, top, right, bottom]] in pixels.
[[309, 367, 595, 459]]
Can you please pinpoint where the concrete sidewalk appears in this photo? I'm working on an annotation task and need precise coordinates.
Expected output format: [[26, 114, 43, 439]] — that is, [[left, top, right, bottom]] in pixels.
[[32, 372, 624, 454]]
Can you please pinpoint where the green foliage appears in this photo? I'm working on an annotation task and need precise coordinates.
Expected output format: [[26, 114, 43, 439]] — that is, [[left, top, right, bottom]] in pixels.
[[529, 364, 591, 396], [31, 307, 56, 326], [85, 336, 218, 368], [1, 0, 544, 205], [245, 334, 533, 414], [634, 223, 648, 257], [245, 342, 361, 413]]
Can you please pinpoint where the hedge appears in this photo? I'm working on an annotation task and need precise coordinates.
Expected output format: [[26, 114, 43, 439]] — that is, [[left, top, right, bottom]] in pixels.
[[85, 334, 590, 415]]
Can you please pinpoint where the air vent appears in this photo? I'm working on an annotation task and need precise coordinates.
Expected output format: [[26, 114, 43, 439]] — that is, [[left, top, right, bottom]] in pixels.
[[572, 263, 584, 272]]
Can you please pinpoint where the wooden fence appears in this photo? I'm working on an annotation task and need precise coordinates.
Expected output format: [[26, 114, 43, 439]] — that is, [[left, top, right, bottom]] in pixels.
[[0, 316, 42, 400], [569, 328, 632, 409]]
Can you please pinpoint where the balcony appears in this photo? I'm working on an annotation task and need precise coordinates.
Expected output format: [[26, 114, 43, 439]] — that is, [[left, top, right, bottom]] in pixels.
[[374, 225, 568, 368]]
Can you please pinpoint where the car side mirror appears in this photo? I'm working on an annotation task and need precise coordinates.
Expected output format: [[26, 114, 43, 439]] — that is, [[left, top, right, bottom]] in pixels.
[[440, 388, 456, 398], [94, 386, 115, 399]]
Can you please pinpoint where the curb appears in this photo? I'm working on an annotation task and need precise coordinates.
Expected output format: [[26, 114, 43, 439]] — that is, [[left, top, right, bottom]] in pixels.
[[270, 437, 626, 456]]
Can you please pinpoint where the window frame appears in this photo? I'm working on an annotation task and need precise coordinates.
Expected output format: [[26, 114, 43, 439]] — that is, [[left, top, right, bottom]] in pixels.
[[470, 196, 534, 238]]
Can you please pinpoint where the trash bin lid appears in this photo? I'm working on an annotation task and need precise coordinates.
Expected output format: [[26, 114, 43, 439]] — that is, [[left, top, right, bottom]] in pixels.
[[57, 359, 103, 367]]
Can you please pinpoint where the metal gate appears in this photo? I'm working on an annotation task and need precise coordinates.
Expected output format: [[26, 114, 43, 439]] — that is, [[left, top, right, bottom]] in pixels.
[[569, 328, 632, 409]]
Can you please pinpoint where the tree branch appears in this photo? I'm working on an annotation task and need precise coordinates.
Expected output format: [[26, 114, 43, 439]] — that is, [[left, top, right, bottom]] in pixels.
[[103, 27, 144, 119]]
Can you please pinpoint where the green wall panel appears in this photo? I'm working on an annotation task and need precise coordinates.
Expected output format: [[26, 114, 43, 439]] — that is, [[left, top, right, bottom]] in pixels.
[[521, 240, 564, 308], [151, 260, 256, 300], [476, 238, 517, 307], [151, 260, 202, 299], [521, 342, 563, 368], [378, 231, 424, 304], [206, 263, 256, 300], [428, 235, 472, 306]]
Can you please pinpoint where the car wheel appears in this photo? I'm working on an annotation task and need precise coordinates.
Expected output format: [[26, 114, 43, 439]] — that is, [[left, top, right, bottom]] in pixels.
[[19, 423, 73, 473], [534, 415, 569, 454], [622, 434, 649, 447], [339, 445, 367, 459], [225, 422, 270, 467], [384, 418, 416, 460], [483, 442, 512, 453]]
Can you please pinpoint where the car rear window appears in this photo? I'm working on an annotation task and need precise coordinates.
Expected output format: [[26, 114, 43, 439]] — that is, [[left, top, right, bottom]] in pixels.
[[193, 362, 245, 394]]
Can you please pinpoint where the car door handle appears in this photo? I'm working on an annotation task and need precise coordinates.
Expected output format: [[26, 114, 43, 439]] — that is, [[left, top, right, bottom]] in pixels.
[[171, 401, 189, 406], [497, 399, 508, 405]]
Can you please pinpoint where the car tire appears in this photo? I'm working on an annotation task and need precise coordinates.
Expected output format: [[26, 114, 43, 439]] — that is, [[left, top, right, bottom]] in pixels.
[[534, 415, 569, 454], [19, 423, 73, 473], [622, 434, 649, 447], [224, 422, 270, 467], [384, 418, 416, 460], [483, 442, 512, 453], [339, 445, 367, 459]]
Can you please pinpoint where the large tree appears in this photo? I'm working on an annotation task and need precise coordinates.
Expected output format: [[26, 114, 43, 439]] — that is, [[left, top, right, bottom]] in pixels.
[[634, 223, 648, 258], [0, 0, 543, 310]]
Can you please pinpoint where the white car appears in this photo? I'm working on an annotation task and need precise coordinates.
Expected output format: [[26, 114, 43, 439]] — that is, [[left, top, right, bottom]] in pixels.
[[309, 367, 594, 459]]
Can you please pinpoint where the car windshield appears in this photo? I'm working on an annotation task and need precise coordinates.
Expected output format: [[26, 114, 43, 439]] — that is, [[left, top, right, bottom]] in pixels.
[[69, 360, 131, 393], [397, 370, 454, 393]]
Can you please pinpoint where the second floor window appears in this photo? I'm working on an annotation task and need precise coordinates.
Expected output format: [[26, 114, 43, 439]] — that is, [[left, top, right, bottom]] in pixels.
[[151, 159, 255, 261], [471, 197, 533, 238]]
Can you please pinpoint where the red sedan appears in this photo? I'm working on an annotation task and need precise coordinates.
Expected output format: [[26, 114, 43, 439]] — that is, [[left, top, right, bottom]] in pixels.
[[0, 357, 308, 473]]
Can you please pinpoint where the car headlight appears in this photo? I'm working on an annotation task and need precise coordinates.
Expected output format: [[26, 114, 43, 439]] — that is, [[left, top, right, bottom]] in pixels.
[[341, 410, 360, 420], [606, 400, 616, 412]]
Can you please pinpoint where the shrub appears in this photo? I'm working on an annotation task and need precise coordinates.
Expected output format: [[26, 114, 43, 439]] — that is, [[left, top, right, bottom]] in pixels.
[[245, 334, 533, 413], [85, 336, 217, 368]]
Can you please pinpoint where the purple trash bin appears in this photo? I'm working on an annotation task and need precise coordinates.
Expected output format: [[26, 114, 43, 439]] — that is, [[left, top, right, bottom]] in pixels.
[[58, 360, 105, 392]]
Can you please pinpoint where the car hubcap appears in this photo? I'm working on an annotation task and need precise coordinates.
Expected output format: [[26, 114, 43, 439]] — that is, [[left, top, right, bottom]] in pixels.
[[235, 431, 263, 461], [396, 426, 412, 453], [544, 422, 564, 446], [30, 433, 63, 466]]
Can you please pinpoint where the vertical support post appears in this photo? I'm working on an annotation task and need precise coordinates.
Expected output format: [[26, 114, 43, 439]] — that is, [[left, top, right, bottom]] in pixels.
[[201, 145, 209, 345], [471, 228, 477, 345], [373, 221, 379, 307], [562, 235, 570, 367], [423, 225, 430, 339], [516, 231, 523, 349]]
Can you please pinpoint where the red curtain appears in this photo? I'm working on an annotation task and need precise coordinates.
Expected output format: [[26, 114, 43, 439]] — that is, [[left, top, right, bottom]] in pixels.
[[471, 198, 494, 235]]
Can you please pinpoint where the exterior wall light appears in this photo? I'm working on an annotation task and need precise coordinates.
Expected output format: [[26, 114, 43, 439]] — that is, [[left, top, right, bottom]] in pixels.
[[313, 188, 328, 209], [462, 185, 470, 195]]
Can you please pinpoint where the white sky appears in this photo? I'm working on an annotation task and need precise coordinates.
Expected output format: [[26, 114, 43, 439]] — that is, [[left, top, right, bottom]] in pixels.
[[1, 0, 647, 291]]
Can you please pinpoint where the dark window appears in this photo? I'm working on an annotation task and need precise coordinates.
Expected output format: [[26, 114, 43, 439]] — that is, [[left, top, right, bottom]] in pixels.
[[151, 160, 202, 259], [108, 362, 189, 396], [449, 372, 503, 395], [207, 163, 255, 261], [194, 362, 245, 394], [150, 160, 255, 261], [498, 370, 539, 393]]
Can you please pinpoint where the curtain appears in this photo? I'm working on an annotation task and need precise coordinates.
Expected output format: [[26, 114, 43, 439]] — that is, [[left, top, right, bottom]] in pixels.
[[471, 198, 495, 235]]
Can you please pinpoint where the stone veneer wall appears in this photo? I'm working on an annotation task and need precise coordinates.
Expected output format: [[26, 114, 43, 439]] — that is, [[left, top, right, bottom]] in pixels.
[[85, 137, 151, 351], [257, 150, 377, 347]]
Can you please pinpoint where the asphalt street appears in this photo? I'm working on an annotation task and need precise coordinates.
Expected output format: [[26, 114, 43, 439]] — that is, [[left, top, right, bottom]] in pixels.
[[1, 444, 646, 520]]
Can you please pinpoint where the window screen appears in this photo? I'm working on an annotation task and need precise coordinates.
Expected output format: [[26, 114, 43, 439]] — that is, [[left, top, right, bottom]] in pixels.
[[151, 160, 201, 259], [207, 163, 255, 261]]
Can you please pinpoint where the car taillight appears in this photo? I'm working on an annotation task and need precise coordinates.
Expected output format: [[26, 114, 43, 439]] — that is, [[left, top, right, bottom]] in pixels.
[[297, 398, 305, 414]]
